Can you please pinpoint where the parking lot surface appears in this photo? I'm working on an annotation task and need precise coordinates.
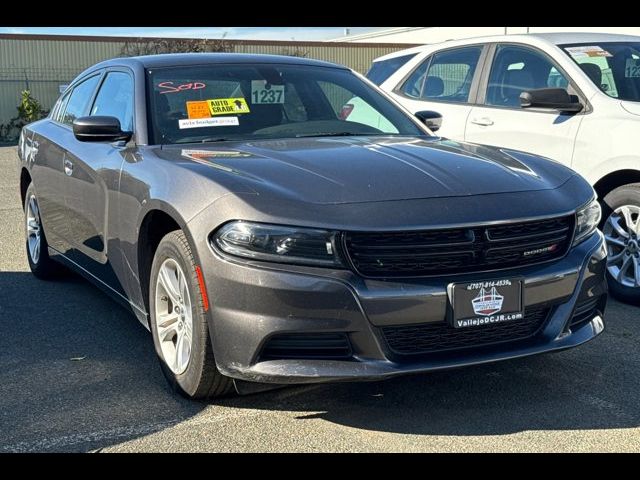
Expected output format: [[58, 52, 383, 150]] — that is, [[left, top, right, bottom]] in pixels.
[[0, 146, 639, 452]]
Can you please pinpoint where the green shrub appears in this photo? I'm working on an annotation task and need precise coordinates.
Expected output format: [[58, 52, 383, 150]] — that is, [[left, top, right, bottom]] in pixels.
[[17, 90, 46, 123], [0, 90, 48, 143]]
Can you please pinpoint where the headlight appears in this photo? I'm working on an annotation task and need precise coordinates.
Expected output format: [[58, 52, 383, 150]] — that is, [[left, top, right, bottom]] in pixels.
[[211, 221, 344, 267], [573, 198, 601, 246]]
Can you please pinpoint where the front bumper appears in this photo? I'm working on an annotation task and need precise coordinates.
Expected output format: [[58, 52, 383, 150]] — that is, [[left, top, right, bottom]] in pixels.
[[200, 230, 607, 385]]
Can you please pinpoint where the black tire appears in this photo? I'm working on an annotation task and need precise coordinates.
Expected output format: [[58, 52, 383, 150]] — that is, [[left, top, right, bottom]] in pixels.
[[601, 183, 640, 305], [24, 183, 64, 280], [149, 230, 234, 399]]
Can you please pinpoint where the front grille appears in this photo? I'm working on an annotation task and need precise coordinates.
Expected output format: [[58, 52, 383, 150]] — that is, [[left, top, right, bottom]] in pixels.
[[260, 333, 352, 360], [344, 216, 574, 278], [569, 296, 602, 328], [382, 306, 551, 357]]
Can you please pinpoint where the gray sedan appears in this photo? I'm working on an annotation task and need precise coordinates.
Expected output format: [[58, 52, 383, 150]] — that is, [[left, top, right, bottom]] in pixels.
[[18, 53, 606, 399]]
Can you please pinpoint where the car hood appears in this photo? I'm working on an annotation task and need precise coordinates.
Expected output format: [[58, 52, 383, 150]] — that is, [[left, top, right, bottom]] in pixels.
[[158, 136, 575, 205]]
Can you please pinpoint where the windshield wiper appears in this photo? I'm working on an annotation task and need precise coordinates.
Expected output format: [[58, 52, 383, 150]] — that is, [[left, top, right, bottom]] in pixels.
[[198, 137, 233, 143], [172, 137, 235, 145]]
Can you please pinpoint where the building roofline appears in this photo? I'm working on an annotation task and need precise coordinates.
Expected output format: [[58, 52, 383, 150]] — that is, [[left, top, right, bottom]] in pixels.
[[0, 33, 418, 48], [327, 27, 428, 42]]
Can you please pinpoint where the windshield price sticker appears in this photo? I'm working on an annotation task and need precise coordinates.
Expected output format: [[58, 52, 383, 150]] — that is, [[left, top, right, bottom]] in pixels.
[[565, 45, 612, 58], [251, 80, 285, 104], [207, 98, 251, 116], [178, 117, 240, 129], [186, 101, 212, 119], [625, 58, 640, 78]]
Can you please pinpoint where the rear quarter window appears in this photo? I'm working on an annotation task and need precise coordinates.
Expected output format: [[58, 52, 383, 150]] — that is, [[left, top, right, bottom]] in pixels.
[[366, 53, 417, 85]]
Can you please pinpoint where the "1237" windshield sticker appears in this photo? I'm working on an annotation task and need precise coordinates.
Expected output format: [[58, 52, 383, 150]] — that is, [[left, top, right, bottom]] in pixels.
[[625, 58, 640, 78], [251, 80, 285, 104]]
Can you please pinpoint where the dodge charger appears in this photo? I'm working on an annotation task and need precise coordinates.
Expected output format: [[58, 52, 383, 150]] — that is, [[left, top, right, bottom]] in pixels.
[[18, 53, 607, 399]]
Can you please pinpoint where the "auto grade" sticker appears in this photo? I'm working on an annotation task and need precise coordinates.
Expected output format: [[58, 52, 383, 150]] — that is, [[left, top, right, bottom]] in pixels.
[[207, 98, 251, 116]]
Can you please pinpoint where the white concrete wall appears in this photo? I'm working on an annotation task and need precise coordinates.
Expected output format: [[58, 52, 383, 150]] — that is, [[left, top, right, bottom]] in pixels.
[[336, 27, 640, 44]]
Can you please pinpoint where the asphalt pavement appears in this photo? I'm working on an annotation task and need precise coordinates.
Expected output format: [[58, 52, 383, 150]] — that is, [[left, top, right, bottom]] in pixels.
[[1, 146, 639, 452]]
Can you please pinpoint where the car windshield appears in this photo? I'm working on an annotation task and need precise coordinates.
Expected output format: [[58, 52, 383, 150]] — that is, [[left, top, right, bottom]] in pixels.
[[146, 63, 426, 144], [562, 42, 640, 102]]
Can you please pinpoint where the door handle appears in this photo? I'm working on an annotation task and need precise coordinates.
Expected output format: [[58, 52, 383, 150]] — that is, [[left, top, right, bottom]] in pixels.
[[470, 117, 494, 126], [64, 158, 73, 176]]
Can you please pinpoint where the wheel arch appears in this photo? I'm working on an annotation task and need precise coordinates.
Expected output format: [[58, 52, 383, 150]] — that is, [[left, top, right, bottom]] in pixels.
[[20, 168, 32, 206], [136, 203, 194, 314], [593, 169, 640, 203]]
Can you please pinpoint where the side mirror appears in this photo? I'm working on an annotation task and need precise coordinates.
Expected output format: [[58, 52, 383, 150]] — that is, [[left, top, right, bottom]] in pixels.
[[415, 110, 443, 132], [519, 88, 583, 113], [72, 116, 132, 142]]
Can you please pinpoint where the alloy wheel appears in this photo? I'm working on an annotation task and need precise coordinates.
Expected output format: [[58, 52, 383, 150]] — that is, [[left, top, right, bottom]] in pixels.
[[154, 258, 193, 375], [603, 204, 640, 288], [26, 194, 41, 264]]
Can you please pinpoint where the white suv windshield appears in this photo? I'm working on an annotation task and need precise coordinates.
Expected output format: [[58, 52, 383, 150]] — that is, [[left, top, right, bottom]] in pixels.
[[562, 42, 640, 102]]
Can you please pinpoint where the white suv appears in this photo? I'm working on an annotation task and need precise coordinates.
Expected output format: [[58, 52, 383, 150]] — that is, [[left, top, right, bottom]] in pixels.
[[367, 32, 640, 304]]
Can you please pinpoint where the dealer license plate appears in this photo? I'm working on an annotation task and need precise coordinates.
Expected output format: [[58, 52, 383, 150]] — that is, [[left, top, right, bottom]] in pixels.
[[450, 278, 524, 329]]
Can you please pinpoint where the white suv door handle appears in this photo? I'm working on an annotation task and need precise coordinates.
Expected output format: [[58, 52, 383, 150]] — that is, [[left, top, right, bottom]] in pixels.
[[470, 117, 494, 126]]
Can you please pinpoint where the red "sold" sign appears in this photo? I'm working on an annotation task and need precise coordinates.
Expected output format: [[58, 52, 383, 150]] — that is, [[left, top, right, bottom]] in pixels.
[[157, 81, 206, 94]]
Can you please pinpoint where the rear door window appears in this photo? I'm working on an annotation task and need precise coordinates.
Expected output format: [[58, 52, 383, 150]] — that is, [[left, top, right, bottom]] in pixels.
[[400, 46, 483, 103], [61, 74, 101, 126]]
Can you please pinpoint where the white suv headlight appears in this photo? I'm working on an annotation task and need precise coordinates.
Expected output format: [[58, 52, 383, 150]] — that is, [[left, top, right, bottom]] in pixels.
[[573, 198, 601, 246]]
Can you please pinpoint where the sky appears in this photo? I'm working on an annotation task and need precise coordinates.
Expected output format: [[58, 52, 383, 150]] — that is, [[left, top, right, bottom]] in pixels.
[[0, 27, 381, 41]]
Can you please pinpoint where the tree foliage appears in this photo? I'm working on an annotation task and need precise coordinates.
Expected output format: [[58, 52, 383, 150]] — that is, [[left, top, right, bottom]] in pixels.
[[277, 45, 309, 58], [120, 37, 232, 56], [119, 37, 309, 58]]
